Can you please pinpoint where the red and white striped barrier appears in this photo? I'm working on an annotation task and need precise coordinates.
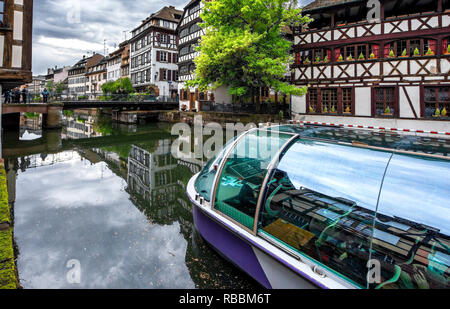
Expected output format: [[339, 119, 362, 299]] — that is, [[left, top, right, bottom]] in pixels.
[[290, 120, 450, 136]]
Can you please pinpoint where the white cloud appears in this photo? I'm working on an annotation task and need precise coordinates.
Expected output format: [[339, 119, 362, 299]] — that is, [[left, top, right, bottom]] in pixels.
[[33, 0, 186, 75]]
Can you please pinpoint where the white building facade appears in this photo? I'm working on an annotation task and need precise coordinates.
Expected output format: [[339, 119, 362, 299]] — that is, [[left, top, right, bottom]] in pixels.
[[107, 52, 121, 82], [129, 6, 182, 98], [68, 57, 88, 98]]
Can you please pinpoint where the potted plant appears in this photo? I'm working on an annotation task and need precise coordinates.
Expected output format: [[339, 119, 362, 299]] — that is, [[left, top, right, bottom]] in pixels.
[[434, 108, 441, 117], [384, 106, 392, 116], [338, 54, 344, 62], [358, 53, 365, 61], [309, 106, 315, 113], [400, 49, 408, 58], [323, 106, 328, 113], [324, 56, 329, 63], [446, 45, 450, 55], [369, 52, 376, 60], [344, 106, 351, 114], [442, 107, 447, 117], [426, 47, 434, 56], [347, 54, 353, 61], [388, 49, 395, 58], [413, 47, 420, 57], [304, 58, 311, 65], [315, 56, 321, 64], [331, 106, 337, 113]]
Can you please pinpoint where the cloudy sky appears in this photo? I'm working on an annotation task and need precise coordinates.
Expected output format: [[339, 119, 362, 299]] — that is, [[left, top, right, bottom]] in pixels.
[[33, 0, 314, 75]]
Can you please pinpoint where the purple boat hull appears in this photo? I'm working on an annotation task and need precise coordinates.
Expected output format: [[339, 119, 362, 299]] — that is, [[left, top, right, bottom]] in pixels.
[[193, 204, 272, 288], [192, 203, 321, 289]]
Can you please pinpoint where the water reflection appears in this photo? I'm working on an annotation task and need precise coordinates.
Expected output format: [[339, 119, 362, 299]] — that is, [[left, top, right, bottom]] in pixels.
[[3, 111, 257, 289]]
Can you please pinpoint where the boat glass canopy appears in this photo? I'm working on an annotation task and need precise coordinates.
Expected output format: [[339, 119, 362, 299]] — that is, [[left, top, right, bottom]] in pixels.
[[194, 125, 450, 289]]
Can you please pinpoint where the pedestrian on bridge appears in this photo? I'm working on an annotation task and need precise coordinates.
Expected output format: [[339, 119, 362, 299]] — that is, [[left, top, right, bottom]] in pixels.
[[4, 89, 11, 104], [22, 87, 29, 104], [13, 88, 21, 103], [42, 88, 49, 103]]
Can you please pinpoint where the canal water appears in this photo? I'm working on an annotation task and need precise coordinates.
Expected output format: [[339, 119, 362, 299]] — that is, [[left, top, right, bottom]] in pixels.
[[3, 110, 258, 289]]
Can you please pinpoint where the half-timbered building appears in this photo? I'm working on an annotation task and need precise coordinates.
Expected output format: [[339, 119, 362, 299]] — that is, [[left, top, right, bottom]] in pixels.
[[68, 53, 104, 99], [292, 0, 450, 131], [177, 0, 234, 111], [0, 0, 33, 93], [120, 40, 130, 79], [86, 54, 107, 100], [129, 6, 182, 97]]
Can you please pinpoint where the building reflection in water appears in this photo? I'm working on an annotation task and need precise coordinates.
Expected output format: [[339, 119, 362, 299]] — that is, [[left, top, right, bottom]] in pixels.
[[4, 113, 258, 288], [64, 112, 101, 140], [123, 142, 257, 288]]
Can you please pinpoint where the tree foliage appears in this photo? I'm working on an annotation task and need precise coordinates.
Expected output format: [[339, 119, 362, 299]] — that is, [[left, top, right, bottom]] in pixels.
[[102, 77, 134, 95], [185, 0, 311, 100], [46, 81, 54, 93], [55, 81, 68, 94]]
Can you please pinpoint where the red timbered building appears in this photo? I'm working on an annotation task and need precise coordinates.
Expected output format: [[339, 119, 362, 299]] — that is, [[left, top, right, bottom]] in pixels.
[[292, 0, 450, 130], [0, 0, 33, 92]]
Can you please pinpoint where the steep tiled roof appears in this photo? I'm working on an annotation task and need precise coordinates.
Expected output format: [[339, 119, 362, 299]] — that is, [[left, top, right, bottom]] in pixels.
[[86, 53, 105, 68], [146, 6, 183, 23], [132, 6, 183, 33]]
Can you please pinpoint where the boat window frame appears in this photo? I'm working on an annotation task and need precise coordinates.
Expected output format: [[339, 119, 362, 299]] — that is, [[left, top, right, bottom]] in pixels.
[[252, 131, 450, 289], [206, 125, 450, 289], [252, 134, 300, 234], [253, 135, 398, 289], [209, 127, 298, 234]]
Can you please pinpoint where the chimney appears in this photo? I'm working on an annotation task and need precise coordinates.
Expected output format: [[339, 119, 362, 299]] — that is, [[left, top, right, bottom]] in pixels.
[[169, 6, 175, 9]]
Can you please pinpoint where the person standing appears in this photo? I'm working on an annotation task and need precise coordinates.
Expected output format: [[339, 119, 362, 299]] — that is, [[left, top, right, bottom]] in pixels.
[[22, 87, 29, 103], [14, 88, 20, 103], [4, 89, 11, 104], [42, 88, 49, 103]]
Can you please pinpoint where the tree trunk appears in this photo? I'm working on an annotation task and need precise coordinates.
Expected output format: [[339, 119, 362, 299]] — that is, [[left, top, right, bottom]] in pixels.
[[255, 87, 261, 113]]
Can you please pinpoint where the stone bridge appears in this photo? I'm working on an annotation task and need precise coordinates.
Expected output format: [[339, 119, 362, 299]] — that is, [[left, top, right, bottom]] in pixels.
[[2, 103, 63, 130]]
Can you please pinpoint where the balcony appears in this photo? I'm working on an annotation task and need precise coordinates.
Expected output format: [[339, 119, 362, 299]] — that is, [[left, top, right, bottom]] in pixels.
[[294, 11, 450, 48]]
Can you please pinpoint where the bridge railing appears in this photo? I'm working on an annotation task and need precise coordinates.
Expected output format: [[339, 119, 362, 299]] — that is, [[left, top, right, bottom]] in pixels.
[[199, 101, 290, 115], [52, 94, 179, 103]]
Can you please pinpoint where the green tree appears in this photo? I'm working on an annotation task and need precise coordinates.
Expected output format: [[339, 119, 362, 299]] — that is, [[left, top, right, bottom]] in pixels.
[[46, 80, 55, 93], [186, 0, 311, 104], [102, 77, 134, 95], [55, 82, 67, 95]]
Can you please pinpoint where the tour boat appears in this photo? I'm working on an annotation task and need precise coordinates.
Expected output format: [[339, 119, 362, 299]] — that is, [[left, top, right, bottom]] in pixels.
[[186, 124, 450, 289]]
